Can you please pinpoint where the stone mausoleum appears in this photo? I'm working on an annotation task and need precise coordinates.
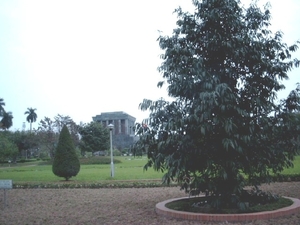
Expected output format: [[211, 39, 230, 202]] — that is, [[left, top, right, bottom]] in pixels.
[[92, 111, 137, 150]]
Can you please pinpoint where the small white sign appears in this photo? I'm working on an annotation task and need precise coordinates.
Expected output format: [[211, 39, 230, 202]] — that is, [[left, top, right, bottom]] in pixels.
[[0, 180, 12, 189]]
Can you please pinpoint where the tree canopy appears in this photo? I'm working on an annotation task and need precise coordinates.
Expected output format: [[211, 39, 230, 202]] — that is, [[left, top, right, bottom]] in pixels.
[[1, 111, 13, 130], [24, 107, 37, 132], [0, 98, 13, 130], [134, 0, 300, 209], [0, 131, 19, 162], [78, 121, 109, 155], [37, 115, 80, 159]]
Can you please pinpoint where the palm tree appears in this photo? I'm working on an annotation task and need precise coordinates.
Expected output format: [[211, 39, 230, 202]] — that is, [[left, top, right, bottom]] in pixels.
[[24, 107, 37, 133], [0, 98, 5, 117], [0, 111, 13, 130]]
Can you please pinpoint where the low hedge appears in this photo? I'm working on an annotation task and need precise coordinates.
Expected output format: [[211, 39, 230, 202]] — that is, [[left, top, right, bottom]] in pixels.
[[272, 174, 300, 182], [12, 180, 175, 189], [79, 156, 122, 165], [7, 174, 300, 189]]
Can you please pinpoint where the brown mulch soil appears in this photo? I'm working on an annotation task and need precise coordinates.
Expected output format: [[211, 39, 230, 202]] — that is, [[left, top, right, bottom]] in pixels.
[[0, 182, 299, 225]]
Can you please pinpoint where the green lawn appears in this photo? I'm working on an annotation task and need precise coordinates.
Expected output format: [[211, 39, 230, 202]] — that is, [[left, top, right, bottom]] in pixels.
[[280, 155, 300, 175], [0, 156, 163, 182], [0, 155, 299, 183]]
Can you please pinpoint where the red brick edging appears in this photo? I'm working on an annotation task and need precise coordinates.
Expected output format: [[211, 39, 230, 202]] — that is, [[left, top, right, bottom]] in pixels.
[[155, 196, 300, 222]]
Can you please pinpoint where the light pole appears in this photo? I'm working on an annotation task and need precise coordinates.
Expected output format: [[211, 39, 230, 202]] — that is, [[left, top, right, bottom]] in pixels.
[[108, 123, 114, 177]]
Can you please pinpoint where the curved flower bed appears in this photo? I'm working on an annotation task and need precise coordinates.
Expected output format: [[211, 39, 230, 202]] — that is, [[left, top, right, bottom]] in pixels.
[[156, 196, 300, 222]]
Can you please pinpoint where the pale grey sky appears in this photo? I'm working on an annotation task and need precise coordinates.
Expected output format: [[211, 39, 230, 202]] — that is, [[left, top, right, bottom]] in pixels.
[[1, 0, 299, 131]]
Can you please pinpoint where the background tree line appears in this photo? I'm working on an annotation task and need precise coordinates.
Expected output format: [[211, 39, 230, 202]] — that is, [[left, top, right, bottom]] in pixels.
[[0, 107, 110, 162]]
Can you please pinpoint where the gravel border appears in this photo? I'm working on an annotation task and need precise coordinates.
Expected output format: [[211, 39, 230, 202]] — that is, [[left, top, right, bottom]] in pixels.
[[0, 182, 299, 225]]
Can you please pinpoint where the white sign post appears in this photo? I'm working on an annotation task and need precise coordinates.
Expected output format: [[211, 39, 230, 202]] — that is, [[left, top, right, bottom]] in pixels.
[[0, 180, 12, 209]]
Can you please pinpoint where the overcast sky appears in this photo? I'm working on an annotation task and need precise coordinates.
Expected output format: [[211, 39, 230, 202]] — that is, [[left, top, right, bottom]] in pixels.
[[1, 0, 299, 131]]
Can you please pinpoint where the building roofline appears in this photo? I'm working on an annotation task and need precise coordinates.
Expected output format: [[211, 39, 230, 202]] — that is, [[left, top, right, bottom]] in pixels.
[[93, 111, 136, 121]]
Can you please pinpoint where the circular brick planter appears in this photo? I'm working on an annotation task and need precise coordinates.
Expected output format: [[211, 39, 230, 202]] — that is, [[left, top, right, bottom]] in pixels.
[[156, 196, 300, 222]]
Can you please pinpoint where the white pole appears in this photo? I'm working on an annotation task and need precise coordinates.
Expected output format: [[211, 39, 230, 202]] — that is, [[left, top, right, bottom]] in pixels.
[[109, 124, 114, 177]]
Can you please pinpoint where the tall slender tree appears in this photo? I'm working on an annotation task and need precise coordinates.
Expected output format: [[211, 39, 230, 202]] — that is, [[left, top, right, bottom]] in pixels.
[[24, 107, 37, 133]]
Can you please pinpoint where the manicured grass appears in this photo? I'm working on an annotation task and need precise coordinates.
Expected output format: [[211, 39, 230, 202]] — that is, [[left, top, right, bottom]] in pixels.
[[280, 155, 300, 175], [0, 155, 299, 183], [0, 156, 163, 182]]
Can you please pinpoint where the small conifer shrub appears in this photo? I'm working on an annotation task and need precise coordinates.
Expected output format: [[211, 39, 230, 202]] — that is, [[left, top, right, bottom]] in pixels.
[[52, 125, 80, 181]]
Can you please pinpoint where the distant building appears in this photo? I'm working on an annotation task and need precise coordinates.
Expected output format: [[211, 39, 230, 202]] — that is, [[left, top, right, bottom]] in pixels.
[[92, 111, 137, 150]]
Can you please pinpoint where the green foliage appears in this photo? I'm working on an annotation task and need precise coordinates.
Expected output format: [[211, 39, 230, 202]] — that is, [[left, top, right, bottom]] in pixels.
[[24, 107, 37, 132], [0, 98, 14, 130], [54, 114, 80, 147], [17, 158, 38, 163], [37, 116, 59, 159], [0, 111, 13, 130], [78, 121, 109, 155], [122, 148, 129, 154], [134, 0, 300, 210], [113, 149, 122, 156], [12, 130, 39, 155], [52, 125, 80, 181], [0, 132, 18, 161], [250, 197, 293, 213], [241, 188, 279, 207], [37, 115, 79, 159], [79, 156, 121, 165]]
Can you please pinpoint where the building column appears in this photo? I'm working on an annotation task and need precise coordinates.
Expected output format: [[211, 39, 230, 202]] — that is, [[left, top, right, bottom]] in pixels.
[[113, 120, 116, 134], [125, 119, 129, 135]]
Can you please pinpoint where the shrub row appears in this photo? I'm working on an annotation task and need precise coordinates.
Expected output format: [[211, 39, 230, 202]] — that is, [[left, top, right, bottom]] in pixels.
[[11, 174, 300, 189], [79, 156, 122, 165], [12, 181, 175, 189], [272, 174, 300, 182]]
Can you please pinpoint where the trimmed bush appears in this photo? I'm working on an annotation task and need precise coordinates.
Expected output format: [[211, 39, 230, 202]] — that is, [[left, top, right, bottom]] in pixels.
[[79, 156, 121, 165], [52, 125, 80, 181]]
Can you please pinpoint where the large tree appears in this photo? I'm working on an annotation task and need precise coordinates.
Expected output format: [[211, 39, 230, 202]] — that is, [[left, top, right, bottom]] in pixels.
[[37, 115, 80, 159], [24, 107, 37, 133], [12, 130, 39, 159], [52, 125, 80, 181], [54, 114, 80, 146], [135, 0, 300, 210], [37, 117, 58, 158], [78, 121, 109, 156]]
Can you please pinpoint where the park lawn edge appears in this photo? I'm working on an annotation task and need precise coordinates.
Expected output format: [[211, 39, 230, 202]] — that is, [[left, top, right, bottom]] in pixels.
[[12, 179, 178, 189], [10, 174, 300, 189]]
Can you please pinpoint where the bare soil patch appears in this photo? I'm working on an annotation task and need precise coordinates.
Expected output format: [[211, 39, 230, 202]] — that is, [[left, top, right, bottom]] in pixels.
[[0, 182, 300, 225]]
